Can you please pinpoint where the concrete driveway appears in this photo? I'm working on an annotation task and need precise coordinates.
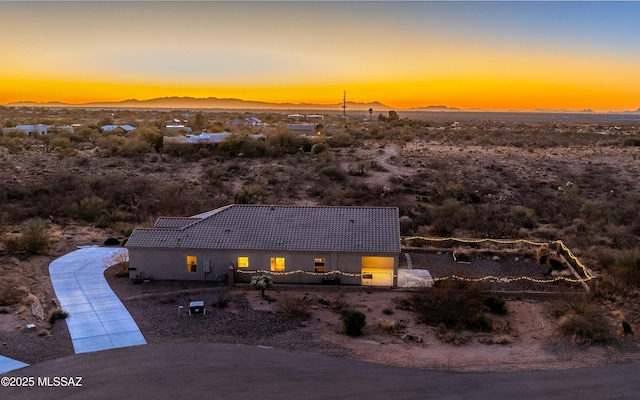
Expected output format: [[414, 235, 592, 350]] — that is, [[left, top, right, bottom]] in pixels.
[[0, 355, 29, 375], [48, 247, 146, 354]]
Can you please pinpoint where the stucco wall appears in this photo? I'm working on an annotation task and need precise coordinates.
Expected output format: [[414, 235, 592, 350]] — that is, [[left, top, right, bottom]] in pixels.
[[128, 248, 398, 286]]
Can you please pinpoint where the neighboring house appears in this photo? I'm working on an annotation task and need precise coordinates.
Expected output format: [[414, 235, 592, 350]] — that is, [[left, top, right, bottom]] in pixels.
[[163, 132, 265, 146], [2, 124, 49, 136], [101, 125, 136, 133], [125, 204, 401, 287], [163, 131, 232, 145], [232, 117, 264, 127], [286, 123, 316, 134]]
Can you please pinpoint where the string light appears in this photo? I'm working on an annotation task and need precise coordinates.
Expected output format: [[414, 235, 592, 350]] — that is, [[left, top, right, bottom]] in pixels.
[[402, 236, 593, 283], [234, 237, 592, 286]]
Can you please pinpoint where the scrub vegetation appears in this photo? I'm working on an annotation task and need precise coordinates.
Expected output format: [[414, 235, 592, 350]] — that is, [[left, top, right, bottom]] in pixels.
[[1, 106, 640, 364]]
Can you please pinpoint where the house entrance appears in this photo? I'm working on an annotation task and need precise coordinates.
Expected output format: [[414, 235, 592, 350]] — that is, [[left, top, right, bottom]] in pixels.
[[361, 256, 394, 286]]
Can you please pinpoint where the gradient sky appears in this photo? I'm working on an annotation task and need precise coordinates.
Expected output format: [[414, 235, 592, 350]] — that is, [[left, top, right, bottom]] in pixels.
[[1, 1, 639, 111]]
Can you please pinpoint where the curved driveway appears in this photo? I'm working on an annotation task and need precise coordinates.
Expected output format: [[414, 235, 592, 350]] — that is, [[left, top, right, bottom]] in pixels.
[[49, 247, 146, 354]]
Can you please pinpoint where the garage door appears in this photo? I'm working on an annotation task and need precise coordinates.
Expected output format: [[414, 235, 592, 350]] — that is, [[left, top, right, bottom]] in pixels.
[[361, 256, 394, 286]]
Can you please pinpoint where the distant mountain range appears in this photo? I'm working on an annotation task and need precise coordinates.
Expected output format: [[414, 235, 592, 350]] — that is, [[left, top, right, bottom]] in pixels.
[[5, 97, 640, 114], [7, 97, 393, 111]]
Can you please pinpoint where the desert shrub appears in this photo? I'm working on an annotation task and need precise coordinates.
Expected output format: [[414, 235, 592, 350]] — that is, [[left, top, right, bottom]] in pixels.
[[327, 132, 355, 147], [48, 308, 69, 325], [323, 294, 349, 312], [212, 289, 232, 308], [431, 199, 473, 236], [311, 141, 329, 154], [558, 303, 614, 344], [0, 279, 26, 306], [233, 184, 263, 204], [276, 296, 312, 321], [408, 277, 492, 331], [74, 196, 109, 223], [319, 165, 346, 181], [267, 130, 304, 155], [483, 296, 508, 315], [622, 137, 640, 147], [19, 218, 50, 255], [376, 319, 406, 335], [104, 237, 120, 246], [607, 248, 640, 292], [341, 308, 366, 336]]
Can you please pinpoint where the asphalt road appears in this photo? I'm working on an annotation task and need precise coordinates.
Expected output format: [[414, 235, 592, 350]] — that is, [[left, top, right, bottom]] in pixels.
[[2, 343, 640, 399]]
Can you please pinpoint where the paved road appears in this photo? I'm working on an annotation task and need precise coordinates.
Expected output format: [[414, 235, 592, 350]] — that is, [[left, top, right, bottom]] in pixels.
[[2, 343, 640, 399], [48, 247, 146, 353]]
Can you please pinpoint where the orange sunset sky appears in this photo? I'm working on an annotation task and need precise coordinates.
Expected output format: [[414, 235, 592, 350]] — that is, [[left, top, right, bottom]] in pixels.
[[1, 1, 640, 112]]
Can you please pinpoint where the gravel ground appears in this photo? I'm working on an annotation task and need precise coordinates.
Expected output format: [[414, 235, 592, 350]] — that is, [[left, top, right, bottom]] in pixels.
[[105, 267, 349, 358], [0, 317, 74, 365], [408, 251, 587, 293]]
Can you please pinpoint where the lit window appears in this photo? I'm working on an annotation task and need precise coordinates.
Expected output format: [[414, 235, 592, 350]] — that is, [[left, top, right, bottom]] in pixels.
[[270, 257, 285, 272], [314, 258, 325, 273], [238, 257, 249, 268], [187, 256, 197, 273]]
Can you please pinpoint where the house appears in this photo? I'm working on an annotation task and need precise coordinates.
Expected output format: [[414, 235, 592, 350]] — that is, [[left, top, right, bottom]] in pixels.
[[2, 124, 49, 136], [286, 123, 317, 134], [101, 125, 136, 133], [125, 204, 401, 287], [232, 117, 264, 127], [163, 131, 232, 145]]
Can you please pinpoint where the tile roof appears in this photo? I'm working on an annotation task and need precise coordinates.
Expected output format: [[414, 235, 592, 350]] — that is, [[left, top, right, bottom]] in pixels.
[[126, 204, 400, 253]]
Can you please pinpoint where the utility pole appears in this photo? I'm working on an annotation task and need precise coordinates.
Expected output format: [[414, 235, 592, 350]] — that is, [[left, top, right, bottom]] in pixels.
[[342, 91, 347, 118]]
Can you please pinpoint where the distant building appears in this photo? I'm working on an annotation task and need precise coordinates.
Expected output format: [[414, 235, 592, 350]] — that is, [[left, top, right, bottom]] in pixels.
[[2, 124, 49, 136], [101, 125, 136, 133], [163, 131, 232, 145], [232, 117, 264, 127], [163, 132, 264, 146], [286, 123, 316, 134]]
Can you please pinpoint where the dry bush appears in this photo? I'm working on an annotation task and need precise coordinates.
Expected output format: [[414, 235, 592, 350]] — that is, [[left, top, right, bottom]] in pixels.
[[558, 305, 615, 344], [376, 318, 406, 335], [276, 296, 312, 321], [408, 277, 493, 332], [0, 279, 26, 306], [19, 218, 50, 256], [48, 308, 69, 325], [104, 249, 129, 277]]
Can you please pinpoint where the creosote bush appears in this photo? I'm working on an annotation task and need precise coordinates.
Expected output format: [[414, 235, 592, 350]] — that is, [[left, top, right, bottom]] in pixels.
[[19, 218, 50, 256], [407, 277, 495, 331], [49, 308, 69, 325], [341, 308, 366, 336], [276, 296, 312, 321]]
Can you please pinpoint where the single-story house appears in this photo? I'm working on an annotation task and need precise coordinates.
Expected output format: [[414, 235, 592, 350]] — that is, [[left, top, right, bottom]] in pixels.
[[101, 124, 136, 133], [125, 204, 401, 287], [232, 117, 264, 127], [2, 124, 49, 136], [163, 131, 232, 145], [286, 123, 317, 134]]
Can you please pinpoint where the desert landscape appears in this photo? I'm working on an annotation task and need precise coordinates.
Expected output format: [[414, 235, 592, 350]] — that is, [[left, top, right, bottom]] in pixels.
[[1, 106, 640, 371]]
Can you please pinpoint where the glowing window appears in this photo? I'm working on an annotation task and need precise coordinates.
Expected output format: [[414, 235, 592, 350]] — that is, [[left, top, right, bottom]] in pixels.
[[314, 258, 325, 273], [186, 255, 197, 273], [238, 257, 249, 268], [270, 257, 285, 272]]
